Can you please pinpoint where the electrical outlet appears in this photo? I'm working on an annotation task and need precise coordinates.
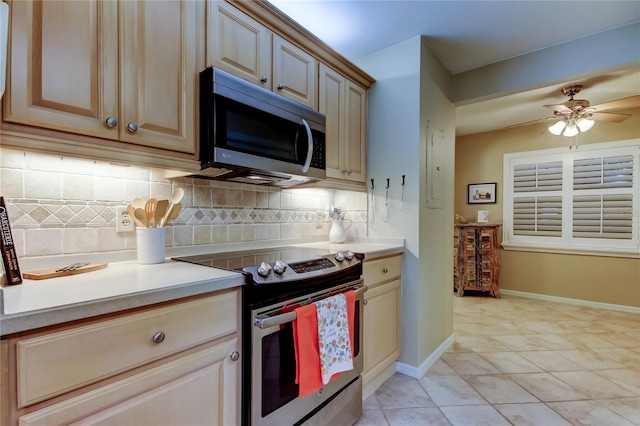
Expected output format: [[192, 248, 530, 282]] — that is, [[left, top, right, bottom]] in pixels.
[[116, 206, 135, 233]]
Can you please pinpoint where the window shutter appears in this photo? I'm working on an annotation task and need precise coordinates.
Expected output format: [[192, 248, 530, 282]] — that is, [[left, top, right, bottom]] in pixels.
[[514, 161, 563, 192], [573, 155, 634, 190], [513, 196, 562, 237], [573, 194, 633, 239], [504, 140, 638, 255]]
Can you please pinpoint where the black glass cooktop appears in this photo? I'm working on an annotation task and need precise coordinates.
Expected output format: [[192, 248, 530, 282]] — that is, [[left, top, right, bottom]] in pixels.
[[172, 246, 332, 271]]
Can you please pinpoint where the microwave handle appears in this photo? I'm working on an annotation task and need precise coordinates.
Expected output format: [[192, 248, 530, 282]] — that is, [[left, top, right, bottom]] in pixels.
[[300, 118, 313, 173]]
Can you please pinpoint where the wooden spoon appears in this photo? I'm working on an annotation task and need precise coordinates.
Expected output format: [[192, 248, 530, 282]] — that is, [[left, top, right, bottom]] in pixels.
[[132, 197, 146, 210], [134, 208, 148, 227], [128, 204, 145, 227], [162, 202, 182, 226], [154, 199, 169, 227], [160, 188, 185, 227], [145, 198, 157, 227]]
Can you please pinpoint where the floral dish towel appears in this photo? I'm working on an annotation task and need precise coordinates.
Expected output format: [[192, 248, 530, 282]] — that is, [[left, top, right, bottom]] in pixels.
[[314, 293, 353, 384]]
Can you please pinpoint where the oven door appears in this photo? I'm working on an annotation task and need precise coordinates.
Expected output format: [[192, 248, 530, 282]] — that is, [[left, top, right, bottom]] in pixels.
[[250, 280, 365, 426]]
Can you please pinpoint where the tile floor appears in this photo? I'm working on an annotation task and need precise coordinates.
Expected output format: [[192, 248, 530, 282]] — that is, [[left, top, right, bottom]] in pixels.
[[356, 293, 640, 425]]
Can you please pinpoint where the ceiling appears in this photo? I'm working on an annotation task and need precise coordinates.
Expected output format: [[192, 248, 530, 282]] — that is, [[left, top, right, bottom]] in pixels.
[[269, 0, 640, 135]]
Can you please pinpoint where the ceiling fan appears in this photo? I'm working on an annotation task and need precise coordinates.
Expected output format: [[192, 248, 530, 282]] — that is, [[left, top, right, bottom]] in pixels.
[[511, 85, 640, 137]]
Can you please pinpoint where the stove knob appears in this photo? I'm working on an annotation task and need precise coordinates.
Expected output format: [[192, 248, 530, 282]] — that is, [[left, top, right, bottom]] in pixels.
[[345, 250, 354, 261], [257, 262, 272, 277], [335, 251, 345, 262], [273, 260, 287, 274]]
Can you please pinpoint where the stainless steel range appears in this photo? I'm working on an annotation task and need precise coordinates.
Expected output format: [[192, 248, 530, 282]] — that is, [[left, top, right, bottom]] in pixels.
[[173, 246, 365, 426]]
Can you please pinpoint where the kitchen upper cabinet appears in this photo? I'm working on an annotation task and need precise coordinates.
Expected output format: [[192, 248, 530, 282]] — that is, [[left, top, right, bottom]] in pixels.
[[4, 0, 199, 155], [273, 35, 317, 109], [320, 64, 367, 184], [207, 1, 317, 110], [119, 1, 197, 152], [207, 1, 272, 88], [2, 290, 241, 425], [4, 0, 118, 139], [362, 254, 402, 396]]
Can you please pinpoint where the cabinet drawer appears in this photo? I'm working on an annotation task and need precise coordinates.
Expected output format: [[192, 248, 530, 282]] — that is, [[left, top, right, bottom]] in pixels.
[[363, 255, 402, 286], [17, 290, 238, 408]]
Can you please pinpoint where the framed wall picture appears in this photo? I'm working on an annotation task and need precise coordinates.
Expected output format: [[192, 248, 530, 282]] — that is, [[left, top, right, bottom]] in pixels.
[[468, 182, 497, 204]]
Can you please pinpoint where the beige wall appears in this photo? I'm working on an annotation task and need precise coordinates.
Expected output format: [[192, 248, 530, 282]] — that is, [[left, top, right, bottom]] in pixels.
[[455, 107, 640, 308]]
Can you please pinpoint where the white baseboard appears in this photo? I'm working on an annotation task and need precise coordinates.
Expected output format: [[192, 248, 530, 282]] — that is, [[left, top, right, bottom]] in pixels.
[[395, 333, 455, 379], [500, 289, 640, 314]]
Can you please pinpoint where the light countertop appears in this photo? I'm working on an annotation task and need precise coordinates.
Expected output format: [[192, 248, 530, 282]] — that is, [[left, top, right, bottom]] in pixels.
[[0, 239, 404, 336]]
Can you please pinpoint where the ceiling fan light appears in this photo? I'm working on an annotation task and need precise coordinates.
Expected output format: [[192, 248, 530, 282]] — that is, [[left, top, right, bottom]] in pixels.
[[576, 117, 595, 132], [548, 120, 566, 135], [563, 124, 579, 137]]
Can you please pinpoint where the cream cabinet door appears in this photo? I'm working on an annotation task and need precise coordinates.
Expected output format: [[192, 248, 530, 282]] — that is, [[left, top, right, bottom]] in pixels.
[[4, 0, 118, 139], [120, 0, 198, 153], [344, 80, 367, 182], [362, 279, 401, 386], [319, 64, 345, 179], [273, 35, 317, 109], [19, 339, 240, 426], [319, 64, 367, 183], [207, 0, 272, 89]]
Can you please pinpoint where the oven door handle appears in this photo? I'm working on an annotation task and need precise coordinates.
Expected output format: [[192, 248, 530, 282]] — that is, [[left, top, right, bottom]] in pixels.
[[254, 285, 367, 329]]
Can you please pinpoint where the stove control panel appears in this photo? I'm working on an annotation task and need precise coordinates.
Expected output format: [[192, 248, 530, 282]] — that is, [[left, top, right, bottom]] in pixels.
[[289, 257, 336, 273], [243, 252, 363, 284]]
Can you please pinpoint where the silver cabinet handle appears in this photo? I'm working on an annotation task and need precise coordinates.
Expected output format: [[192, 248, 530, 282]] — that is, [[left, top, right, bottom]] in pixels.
[[382, 268, 389, 273], [152, 331, 165, 344], [105, 117, 117, 128], [363, 299, 368, 305], [127, 122, 138, 133], [230, 351, 240, 361], [260, 76, 268, 83], [277, 83, 284, 90]]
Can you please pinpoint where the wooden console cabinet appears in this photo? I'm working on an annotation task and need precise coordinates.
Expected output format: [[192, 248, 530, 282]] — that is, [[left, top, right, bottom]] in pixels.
[[454, 224, 501, 298]]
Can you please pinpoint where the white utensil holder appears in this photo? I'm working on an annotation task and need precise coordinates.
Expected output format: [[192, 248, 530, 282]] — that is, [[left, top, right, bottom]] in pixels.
[[136, 227, 166, 264]]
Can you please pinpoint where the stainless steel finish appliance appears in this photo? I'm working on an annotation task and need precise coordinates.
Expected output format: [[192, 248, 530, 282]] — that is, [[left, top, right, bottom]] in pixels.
[[182, 67, 326, 187], [173, 247, 365, 426]]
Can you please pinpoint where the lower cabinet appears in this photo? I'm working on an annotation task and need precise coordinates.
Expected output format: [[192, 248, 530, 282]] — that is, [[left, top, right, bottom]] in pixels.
[[362, 254, 402, 395], [19, 339, 239, 426], [2, 289, 241, 425]]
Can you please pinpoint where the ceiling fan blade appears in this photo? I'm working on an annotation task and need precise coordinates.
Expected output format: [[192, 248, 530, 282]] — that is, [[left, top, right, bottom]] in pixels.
[[590, 95, 640, 112], [505, 116, 555, 129], [543, 104, 572, 113], [590, 112, 632, 123]]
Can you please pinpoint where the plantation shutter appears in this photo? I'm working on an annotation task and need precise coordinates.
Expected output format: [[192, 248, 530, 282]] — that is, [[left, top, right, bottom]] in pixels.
[[573, 194, 633, 239], [513, 196, 562, 236], [573, 154, 635, 240], [513, 160, 563, 237], [504, 141, 638, 255], [573, 155, 634, 190], [513, 161, 563, 192]]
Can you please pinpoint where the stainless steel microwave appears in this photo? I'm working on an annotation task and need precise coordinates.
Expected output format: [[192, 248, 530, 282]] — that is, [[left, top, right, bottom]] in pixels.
[[193, 67, 326, 187]]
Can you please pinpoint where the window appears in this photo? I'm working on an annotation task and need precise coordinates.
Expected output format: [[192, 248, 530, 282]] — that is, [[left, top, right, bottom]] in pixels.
[[503, 139, 639, 257]]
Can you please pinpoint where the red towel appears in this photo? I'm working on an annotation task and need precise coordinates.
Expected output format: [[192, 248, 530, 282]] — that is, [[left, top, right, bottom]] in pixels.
[[344, 290, 356, 360], [293, 303, 323, 398], [292, 289, 357, 398]]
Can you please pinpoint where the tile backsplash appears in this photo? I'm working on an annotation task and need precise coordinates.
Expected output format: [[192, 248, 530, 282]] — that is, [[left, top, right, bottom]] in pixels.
[[0, 148, 367, 259]]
